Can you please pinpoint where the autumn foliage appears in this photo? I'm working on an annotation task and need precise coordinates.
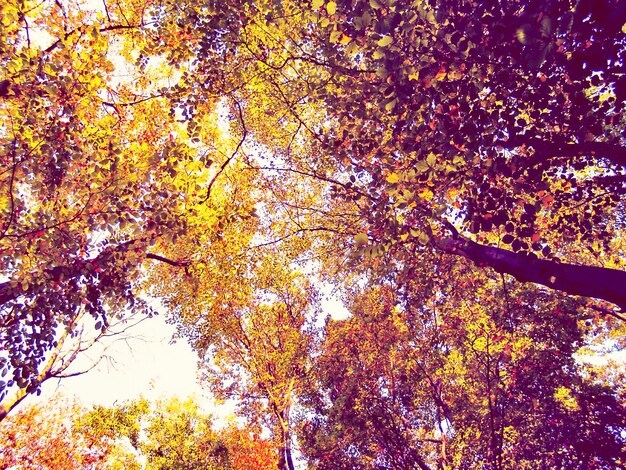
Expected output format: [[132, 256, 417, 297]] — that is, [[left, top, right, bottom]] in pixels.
[[1, 0, 626, 468]]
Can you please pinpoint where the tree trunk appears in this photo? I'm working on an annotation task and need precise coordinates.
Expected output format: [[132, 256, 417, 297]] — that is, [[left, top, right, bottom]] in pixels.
[[273, 406, 295, 470], [439, 236, 626, 310], [283, 426, 295, 470]]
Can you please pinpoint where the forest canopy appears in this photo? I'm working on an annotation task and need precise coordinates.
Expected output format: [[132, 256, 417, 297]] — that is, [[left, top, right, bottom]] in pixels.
[[1, 0, 625, 468]]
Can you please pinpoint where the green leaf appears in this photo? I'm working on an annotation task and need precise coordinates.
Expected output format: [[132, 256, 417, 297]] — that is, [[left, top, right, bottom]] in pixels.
[[410, 229, 430, 245], [355, 233, 369, 246], [415, 160, 429, 172], [385, 98, 398, 112], [362, 11, 372, 26], [372, 48, 385, 59], [427, 152, 436, 166], [330, 30, 342, 43], [345, 41, 360, 55], [540, 16, 552, 36], [377, 36, 393, 47]]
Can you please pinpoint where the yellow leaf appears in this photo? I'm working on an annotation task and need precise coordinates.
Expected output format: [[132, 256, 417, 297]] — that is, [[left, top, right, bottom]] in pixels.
[[326, 1, 337, 14], [418, 188, 434, 201], [408, 70, 420, 81], [311, 0, 324, 8], [448, 69, 463, 80], [339, 34, 352, 45], [377, 36, 393, 47], [386, 172, 399, 183]]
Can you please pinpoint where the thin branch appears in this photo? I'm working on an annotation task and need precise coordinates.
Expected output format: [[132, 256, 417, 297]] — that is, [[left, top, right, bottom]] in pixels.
[[198, 99, 247, 204], [4, 191, 93, 240], [587, 303, 626, 322], [0, 142, 18, 240], [44, 24, 145, 53], [146, 253, 191, 267], [102, 0, 112, 22], [250, 164, 371, 201], [248, 226, 346, 251], [101, 92, 168, 109]]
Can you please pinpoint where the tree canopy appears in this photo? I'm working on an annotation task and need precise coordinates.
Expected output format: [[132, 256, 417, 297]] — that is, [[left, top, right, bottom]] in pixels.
[[1, 0, 626, 467], [0, 395, 278, 469]]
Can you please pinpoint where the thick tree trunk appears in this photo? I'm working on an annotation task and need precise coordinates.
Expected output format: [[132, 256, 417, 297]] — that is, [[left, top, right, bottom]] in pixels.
[[439, 236, 626, 310]]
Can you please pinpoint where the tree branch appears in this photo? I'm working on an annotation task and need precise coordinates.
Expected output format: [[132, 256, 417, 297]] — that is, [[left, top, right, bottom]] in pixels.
[[437, 231, 626, 312], [0, 240, 190, 306], [198, 99, 247, 204], [499, 137, 626, 168], [43, 24, 144, 53], [145, 253, 191, 267]]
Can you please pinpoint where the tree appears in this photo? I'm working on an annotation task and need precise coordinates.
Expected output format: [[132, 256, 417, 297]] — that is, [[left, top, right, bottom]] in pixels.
[[0, 396, 134, 469], [76, 395, 278, 470], [1, 1, 625, 467], [154, 240, 320, 470], [302, 285, 439, 469], [119, 0, 626, 309], [0, 394, 278, 469], [0, 0, 255, 411], [0, 308, 149, 421], [302, 258, 626, 469], [283, 0, 626, 310]]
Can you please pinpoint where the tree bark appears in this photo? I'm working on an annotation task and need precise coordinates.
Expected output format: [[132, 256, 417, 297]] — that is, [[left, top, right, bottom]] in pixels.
[[439, 236, 626, 311]]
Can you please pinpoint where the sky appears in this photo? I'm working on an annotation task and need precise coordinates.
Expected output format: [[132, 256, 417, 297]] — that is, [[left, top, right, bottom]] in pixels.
[[32, 313, 209, 407], [20, 287, 350, 416]]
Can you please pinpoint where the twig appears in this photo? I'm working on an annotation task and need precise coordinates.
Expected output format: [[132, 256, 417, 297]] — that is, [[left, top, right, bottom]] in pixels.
[[587, 303, 626, 322], [198, 99, 247, 204]]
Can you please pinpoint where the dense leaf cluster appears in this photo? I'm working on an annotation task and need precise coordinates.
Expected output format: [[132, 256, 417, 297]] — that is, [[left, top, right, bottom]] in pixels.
[[0, 0, 625, 467]]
